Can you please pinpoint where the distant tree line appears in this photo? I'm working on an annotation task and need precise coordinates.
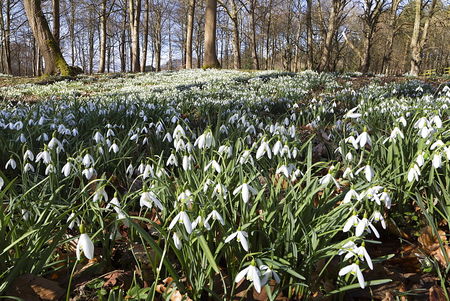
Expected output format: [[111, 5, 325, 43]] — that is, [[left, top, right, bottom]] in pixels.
[[0, 0, 449, 77]]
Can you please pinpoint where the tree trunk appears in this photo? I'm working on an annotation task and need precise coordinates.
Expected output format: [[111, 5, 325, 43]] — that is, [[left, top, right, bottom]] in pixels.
[[23, 0, 72, 76], [120, 6, 127, 72], [318, 0, 338, 71], [52, 0, 60, 45], [249, 0, 259, 69], [70, 0, 76, 66], [141, 0, 149, 72], [0, 0, 12, 74], [306, 0, 313, 69], [230, 0, 241, 69], [381, 0, 400, 74], [99, 0, 107, 73], [204, 0, 220, 68], [128, 0, 141, 72], [185, 0, 196, 69]]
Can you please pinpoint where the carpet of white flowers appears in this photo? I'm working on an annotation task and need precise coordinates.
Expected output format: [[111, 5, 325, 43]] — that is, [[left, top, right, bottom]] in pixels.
[[1, 70, 450, 299]]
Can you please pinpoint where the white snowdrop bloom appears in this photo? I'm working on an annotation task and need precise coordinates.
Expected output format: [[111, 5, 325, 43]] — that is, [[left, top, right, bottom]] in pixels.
[[218, 145, 232, 158], [355, 130, 371, 148], [233, 182, 258, 203], [0, 177, 4, 190], [82, 167, 96, 180], [169, 211, 193, 234], [355, 216, 380, 238], [109, 143, 119, 153], [143, 164, 154, 179], [272, 140, 283, 156], [130, 133, 139, 141], [338, 241, 357, 256], [345, 152, 353, 161], [416, 153, 425, 167], [194, 130, 215, 149], [419, 126, 432, 138], [182, 155, 193, 171], [356, 165, 375, 182], [212, 183, 228, 198], [432, 153, 442, 168], [82, 154, 95, 168], [339, 263, 365, 288], [319, 173, 340, 188], [204, 160, 221, 173], [48, 136, 64, 153], [371, 211, 386, 229], [345, 136, 359, 150], [24, 163, 35, 173], [177, 190, 193, 206], [126, 163, 134, 177], [219, 124, 228, 135], [225, 230, 249, 251], [430, 140, 444, 151], [23, 150, 34, 162], [235, 264, 262, 293], [106, 128, 115, 138], [343, 189, 359, 204], [173, 124, 186, 140], [344, 107, 362, 119], [61, 161, 72, 177], [37, 132, 49, 142], [163, 132, 173, 143], [67, 212, 78, 230], [291, 147, 299, 158], [431, 115, 442, 128], [384, 127, 404, 144], [343, 214, 360, 233], [343, 167, 354, 179], [5, 158, 16, 170], [45, 164, 55, 175], [407, 164, 421, 182], [397, 116, 407, 127], [276, 165, 290, 178], [192, 215, 210, 230], [256, 139, 272, 160], [260, 265, 281, 285], [22, 209, 31, 221], [140, 191, 163, 210], [238, 150, 254, 165], [380, 191, 391, 209], [414, 117, 429, 129], [174, 138, 186, 152], [166, 153, 178, 167], [76, 233, 94, 260], [173, 232, 182, 249], [93, 131, 104, 144], [93, 187, 108, 202], [106, 196, 126, 220], [205, 210, 225, 226], [35, 150, 52, 164]]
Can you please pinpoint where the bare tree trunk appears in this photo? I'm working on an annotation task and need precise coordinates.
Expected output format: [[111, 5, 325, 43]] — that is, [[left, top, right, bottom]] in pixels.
[[168, 20, 173, 70], [186, 0, 196, 69], [141, 0, 149, 72], [52, 0, 60, 45], [249, 0, 259, 69], [409, 0, 437, 76], [306, 0, 313, 69], [204, 0, 220, 68], [120, 6, 127, 72], [128, 0, 141, 72], [381, 0, 400, 74], [23, 0, 72, 76], [99, 0, 108, 73], [70, 0, 76, 66], [0, 0, 12, 74], [230, 0, 241, 69]]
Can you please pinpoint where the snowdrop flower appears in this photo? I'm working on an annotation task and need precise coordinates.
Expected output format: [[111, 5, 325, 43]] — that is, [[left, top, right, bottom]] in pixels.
[[345, 136, 359, 150], [356, 165, 375, 182], [235, 263, 262, 293], [169, 211, 192, 234], [397, 116, 407, 127], [239, 150, 254, 165], [380, 190, 391, 209], [355, 130, 371, 148], [173, 232, 182, 249], [76, 226, 94, 260], [67, 212, 79, 230], [23, 150, 34, 162], [204, 160, 221, 173], [166, 153, 178, 167], [260, 265, 281, 285], [24, 163, 35, 173], [82, 167, 96, 180], [233, 182, 258, 203], [371, 211, 386, 229], [109, 143, 119, 153], [432, 153, 442, 168], [343, 167, 354, 179], [343, 188, 359, 204], [319, 173, 340, 188], [212, 183, 228, 198], [218, 145, 232, 158], [194, 130, 215, 149], [205, 210, 225, 227], [192, 215, 210, 230], [0, 177, 4, 190], [93, 187, 108, 202], [416, 153, 425, 167], [62, 162, 72, 177], [82, 154, 95, 168], [106, 196, 126, 220], [173, 124, 186, 140], [48, 136, 64, 153], [431, 115, 442, 128], [339, 262, 365, 289], [177, 190, 193, 207], [22, 209, 31, 221], [256, 139, 272, 160], [276, 165, 290, 178], [414, 117, 429, 129], [343, 213, 360, 233], [272, 140, 283, 156], [344, 107, 362, 119], [383, 127, 404, 144], [225, 230, 249, 251], [5, 158, 16, 170], [430, 140, 444, 151], [93, 131, 104, 144], [345, 152, 354, 161], [356, 215, 380, 238], [182, 155, 193, 171], [140, 191, 163, 210], [45, 164, 55, 175], [407, 164, 421, 182]]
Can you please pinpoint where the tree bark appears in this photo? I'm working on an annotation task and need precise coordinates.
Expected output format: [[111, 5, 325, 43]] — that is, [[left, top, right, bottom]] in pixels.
[[141, 0, 150, 72], [128, 0, 141, 72], [204, 0, 220, 68], [306, 0, 313, 69], [185, 0, 196, 69], [249, 0, 259, 69], [381, 0, 400, 74], [52, 0, 60, 45], [99, 0, 108, 73], [23, 0, 72, 76]]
